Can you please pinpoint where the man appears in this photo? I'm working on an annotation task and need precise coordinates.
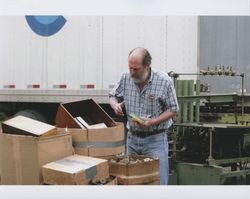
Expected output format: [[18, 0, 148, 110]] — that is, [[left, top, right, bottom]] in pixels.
[[109, 47, 179, 185]]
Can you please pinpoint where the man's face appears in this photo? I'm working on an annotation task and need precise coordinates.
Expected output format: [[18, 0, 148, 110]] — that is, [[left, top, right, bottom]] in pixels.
[[129, 55, 149, 84]]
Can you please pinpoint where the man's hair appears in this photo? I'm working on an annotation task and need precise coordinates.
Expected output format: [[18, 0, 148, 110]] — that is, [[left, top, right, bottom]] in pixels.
[[129, 47, 152, 66]]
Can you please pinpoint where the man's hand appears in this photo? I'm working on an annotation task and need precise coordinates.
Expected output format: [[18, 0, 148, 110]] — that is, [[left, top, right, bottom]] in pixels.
[[134, 118, 154, 128], [133, 111, 176, 128], [110, 97, 125, 116], [113, 101, 125, 116]]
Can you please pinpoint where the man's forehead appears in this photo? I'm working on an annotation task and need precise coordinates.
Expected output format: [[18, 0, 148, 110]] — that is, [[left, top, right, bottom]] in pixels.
[[129, 59, 143, 68]]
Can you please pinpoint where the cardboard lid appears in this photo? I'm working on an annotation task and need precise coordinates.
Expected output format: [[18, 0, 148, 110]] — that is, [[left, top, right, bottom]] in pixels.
[[42, 154, 107, 174], [2, 116, 57, 137]]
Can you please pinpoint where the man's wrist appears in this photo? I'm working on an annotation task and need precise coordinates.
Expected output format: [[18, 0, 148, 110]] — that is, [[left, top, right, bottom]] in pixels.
[[110, 98, 118, 109], [149, 118, 158, 126]]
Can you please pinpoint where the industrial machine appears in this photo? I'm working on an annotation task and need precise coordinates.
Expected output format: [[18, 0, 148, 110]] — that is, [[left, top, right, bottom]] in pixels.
[[169, 67, 250, 185]]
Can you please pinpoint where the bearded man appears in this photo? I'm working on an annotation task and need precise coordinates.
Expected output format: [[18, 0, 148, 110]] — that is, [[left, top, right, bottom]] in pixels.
[[109, 47, 179, 185]]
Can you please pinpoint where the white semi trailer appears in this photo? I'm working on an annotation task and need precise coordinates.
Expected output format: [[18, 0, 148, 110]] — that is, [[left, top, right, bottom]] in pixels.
[[0, 16, 198, 122]]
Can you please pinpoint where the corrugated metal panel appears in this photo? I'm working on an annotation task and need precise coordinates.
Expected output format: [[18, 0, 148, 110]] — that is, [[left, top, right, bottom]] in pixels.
[[199, 16, 250, 93], [237, 17, 250, 93]]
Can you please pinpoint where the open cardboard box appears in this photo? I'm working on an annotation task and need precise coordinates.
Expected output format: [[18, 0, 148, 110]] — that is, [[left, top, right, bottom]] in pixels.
[[56, 99, 125, 158], [109, 155, 160, 185], [56, 99, 116, 128]]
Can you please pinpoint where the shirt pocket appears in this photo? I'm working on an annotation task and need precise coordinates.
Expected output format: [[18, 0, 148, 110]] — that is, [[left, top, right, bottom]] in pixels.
[[146, 94, 159, 116]]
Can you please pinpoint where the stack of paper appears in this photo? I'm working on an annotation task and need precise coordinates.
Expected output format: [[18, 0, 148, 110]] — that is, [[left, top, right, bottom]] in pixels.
[[74, 116, 107, 129]]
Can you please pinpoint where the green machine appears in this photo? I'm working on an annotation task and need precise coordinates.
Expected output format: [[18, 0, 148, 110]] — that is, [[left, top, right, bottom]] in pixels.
[[168, 67, 250, 185]]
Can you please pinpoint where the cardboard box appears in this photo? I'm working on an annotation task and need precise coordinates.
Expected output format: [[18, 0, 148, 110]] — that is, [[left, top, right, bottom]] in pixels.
[[42, 154, 109, 185], [56, 99, 125, 158], [56, 99, 116, 128], [63, 122, 125, 158], [0, 130, 73, 185], [2, 116, 57, 137], [109, 155, 160, 185]]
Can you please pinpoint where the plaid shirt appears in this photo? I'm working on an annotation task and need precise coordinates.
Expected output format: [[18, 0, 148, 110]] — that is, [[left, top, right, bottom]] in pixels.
[[109, 68, 179, 133]]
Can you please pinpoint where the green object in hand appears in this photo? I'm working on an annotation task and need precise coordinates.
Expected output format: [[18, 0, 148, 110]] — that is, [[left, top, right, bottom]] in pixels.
[[129, 113, 145, 125]]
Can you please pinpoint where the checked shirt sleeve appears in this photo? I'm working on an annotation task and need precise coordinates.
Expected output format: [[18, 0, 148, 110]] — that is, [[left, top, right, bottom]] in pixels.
[[109, 73, 125, 102]]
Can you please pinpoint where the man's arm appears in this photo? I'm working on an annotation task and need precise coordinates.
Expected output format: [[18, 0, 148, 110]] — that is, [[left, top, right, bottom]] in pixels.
[[109, 74, 126, 116]]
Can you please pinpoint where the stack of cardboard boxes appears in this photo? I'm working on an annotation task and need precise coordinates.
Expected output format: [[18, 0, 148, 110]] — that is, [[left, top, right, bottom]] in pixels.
[[0, 99, 159, 185], [0, 116, 73, 184], [0, 99, 125, 185]]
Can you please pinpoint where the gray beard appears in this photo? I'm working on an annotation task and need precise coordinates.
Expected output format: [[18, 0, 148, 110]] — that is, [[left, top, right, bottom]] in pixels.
[[131, 69, 149, 84]]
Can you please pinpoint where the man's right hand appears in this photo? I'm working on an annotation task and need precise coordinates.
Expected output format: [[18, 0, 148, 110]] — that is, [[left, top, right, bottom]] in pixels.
[[113, 101, 125, 116]]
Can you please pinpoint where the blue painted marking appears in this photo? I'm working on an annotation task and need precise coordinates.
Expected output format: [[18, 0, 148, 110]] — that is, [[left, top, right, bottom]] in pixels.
[[34, 16, 59, 24], [25, 15, 66, 37]]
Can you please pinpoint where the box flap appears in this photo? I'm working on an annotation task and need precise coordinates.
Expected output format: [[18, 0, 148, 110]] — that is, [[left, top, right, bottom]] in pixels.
[[55, 99, 116, 128], [2, 116, 57, 137], [43, 155, 107, 174]]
